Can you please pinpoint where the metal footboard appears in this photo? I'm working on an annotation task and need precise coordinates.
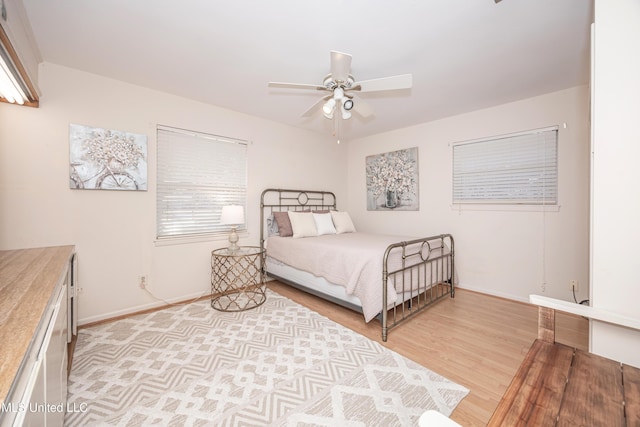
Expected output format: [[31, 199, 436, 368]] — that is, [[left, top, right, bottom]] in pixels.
[[381, 234, 455, 341]]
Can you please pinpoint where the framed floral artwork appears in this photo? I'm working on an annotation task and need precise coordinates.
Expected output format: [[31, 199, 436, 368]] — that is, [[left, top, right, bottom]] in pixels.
[[69, 124, 147, 191], [366, 147, 419, 211]]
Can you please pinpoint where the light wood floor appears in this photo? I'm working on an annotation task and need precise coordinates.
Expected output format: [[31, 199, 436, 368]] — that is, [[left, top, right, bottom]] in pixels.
[[267, 281, 589, 427]]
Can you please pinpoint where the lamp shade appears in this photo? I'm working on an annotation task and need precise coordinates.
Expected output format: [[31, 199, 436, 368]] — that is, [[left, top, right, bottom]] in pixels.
[[220, 205, 245, 225]]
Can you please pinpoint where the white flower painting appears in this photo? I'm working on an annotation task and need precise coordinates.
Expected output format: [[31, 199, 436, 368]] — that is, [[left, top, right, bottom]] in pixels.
[[366, 147, 419, 211], [69, 124, 147, 191]]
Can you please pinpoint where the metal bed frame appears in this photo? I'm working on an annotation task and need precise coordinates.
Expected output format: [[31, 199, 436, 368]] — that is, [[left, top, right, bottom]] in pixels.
[[260, 188, 455, 341]]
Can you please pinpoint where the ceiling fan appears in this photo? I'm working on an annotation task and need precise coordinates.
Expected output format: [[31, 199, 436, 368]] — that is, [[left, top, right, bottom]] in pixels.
[[268, 51, 412, 122]]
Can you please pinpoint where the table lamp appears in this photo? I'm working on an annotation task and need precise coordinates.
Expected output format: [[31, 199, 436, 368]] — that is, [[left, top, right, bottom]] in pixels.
[[220, 205, 244, 253]]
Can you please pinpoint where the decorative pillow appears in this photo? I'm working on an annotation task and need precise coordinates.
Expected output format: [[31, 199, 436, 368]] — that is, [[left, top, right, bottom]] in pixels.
[[288, 211, 318, 238], [273, 211, 293, 237], [266, 214, 280, 236], [331, 211, 356, 234], [313, 212, 337, 235]]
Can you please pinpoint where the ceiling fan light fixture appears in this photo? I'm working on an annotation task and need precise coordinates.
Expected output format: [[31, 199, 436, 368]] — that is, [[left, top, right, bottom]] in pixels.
[[343, 98, 354, 111], [341, 107, 351, 120], [333, 87, 344, 100], [322, 98, 336, 119]]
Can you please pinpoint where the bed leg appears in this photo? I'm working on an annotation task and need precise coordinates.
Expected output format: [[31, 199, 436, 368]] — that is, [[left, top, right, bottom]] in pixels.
[[449, 268, 455, 298], [382, 327, 388, 342]]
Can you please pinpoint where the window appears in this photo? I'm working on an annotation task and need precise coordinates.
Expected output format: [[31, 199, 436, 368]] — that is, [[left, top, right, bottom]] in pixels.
[[156, 126, 248, 239], [452, 127, 558, 205]]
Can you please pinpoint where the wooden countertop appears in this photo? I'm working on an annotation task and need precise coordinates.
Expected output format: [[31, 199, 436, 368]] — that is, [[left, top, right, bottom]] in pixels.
[[0, 245, 75, 405]]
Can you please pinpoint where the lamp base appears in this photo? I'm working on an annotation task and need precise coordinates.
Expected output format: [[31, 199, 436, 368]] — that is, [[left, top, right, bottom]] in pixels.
[[228, 227, 240, 253]]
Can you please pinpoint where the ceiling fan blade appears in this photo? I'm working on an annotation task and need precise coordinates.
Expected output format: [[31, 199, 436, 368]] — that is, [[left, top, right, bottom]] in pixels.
[[349, 94, 375, 118], [301, 95, 332, 117], [330, 51, 352, 83], [351, 74, 413, 93], [268, 82, 326, 91]]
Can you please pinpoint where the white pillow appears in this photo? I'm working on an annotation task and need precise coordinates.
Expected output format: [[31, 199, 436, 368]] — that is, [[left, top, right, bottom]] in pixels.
[[288, 211, 318, 238], [330, 211, 356, 234], [313, 212, 337, 235]]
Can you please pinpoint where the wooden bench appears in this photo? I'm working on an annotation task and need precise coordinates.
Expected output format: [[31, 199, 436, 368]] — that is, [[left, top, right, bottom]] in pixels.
[[488, 297, 640, 426]]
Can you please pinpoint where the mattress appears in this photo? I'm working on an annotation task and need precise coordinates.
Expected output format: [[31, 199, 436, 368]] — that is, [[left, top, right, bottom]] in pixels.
[[265, 256, 364, 308]]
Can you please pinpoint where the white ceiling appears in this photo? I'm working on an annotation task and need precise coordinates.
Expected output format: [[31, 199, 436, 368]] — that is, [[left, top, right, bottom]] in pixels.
[[20, 0, 593, 141]]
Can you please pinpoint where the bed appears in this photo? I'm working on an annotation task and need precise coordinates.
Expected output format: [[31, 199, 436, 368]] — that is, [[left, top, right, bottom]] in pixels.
[[260, 188, 455, 341]]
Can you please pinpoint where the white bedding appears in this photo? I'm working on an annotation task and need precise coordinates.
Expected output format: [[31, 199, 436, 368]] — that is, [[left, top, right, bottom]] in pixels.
[[266, 232, 440, 322]]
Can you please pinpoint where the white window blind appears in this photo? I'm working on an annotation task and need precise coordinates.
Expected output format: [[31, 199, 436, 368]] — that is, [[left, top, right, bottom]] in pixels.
[[452, 127, 558, 205], [156, 126, 248, 239]]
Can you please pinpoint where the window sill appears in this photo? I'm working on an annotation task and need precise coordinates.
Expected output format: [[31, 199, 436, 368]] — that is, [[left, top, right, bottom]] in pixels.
[[154, 231, 250, 247], [450, 204, 561, 213]]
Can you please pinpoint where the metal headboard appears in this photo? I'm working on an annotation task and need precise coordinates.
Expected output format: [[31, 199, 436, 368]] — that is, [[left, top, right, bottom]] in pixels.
[[260, 188, 337, 250]]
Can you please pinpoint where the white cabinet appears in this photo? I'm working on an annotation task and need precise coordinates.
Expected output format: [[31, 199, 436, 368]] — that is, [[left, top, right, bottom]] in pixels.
[[0, 246, 74, 427], [16, 281, 68, 427], [20, 363, 44, 427], [46, 283, 68, 427]]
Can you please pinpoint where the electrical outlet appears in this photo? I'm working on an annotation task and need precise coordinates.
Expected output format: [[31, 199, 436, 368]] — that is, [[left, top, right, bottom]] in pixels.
[[540, 283, 546, 292], [139, 275, 147, 289], [570, 279, 579, 291]]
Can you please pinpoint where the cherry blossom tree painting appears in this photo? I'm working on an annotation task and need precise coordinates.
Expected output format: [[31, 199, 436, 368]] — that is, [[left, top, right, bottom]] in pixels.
[[366, 147, 419, 211], [69, 124, 147, 191]]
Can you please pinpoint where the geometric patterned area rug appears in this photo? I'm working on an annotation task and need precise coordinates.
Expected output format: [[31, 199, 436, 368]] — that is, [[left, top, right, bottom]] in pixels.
[[65, 289, 468, 426]]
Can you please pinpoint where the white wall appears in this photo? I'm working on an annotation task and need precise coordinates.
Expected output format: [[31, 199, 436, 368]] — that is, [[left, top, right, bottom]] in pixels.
[[591, 0, 640, 367], [347, 86, 591, 304], [0, 62, 347, 324]]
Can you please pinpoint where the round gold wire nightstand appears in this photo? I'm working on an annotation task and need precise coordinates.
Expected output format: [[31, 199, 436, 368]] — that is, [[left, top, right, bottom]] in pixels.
[[211, 246, 266, 311]]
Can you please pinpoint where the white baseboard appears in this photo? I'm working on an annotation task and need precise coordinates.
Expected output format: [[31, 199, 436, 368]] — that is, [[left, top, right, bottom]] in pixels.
[[456, 283, 529, 304], [78, 289, 209, 326]]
